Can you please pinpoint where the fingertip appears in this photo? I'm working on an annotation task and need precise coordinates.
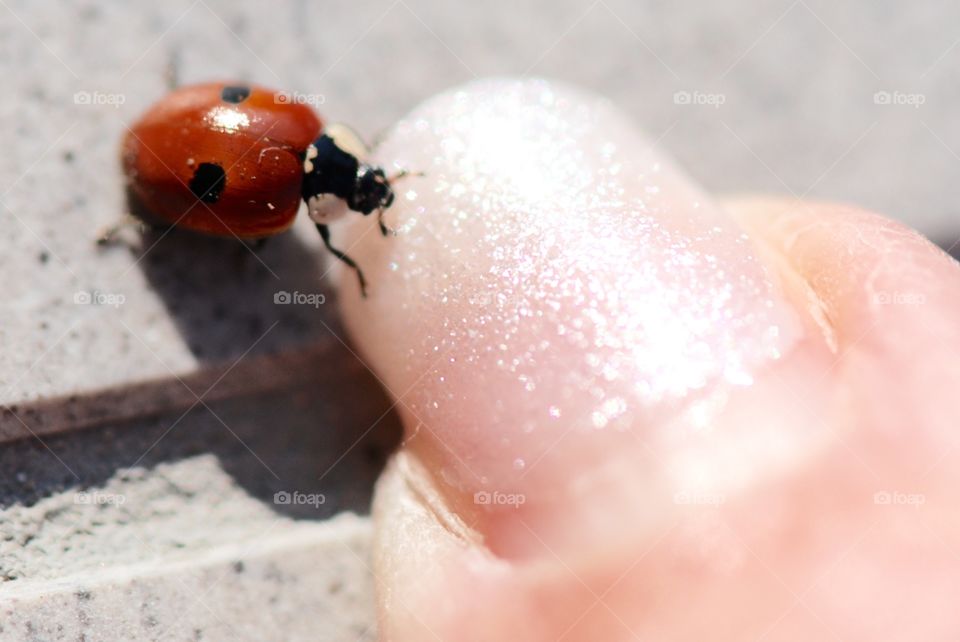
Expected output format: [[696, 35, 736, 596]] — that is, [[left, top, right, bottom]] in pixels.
[[334, 85, 960, 642], [338, 79, 803, 555]]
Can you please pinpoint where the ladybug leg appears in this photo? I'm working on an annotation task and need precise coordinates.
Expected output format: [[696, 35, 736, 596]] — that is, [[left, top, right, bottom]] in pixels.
[[164, 49, 181, 90], [232, 237, 270, 270], [241, 237, 269, 252], [377, 207, 396, 237], [96, 214, 149, 247], [377, 168, 425, 236], [316, 223, 368, 298]]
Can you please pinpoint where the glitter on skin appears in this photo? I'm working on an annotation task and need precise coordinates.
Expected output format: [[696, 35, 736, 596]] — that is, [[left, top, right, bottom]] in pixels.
[[374, 81, 795, 394], [334, 80, 960, 639], [341, 78, 802, 502]]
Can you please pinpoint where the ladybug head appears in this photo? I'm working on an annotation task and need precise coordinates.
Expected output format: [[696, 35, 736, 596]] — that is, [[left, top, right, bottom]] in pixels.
[[301, 134, 395, 222], [348, 166, 395, 216]]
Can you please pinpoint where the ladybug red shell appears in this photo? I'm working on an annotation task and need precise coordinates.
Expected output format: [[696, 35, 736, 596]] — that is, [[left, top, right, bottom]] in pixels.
[[122, 82, 322, 238], [120, 81, 400, 296]]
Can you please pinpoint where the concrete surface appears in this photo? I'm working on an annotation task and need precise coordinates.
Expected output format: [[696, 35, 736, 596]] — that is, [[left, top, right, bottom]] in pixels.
[[2, 487, 376, 641], [0, 375, 399, 639], [0, 0, 957, 639]]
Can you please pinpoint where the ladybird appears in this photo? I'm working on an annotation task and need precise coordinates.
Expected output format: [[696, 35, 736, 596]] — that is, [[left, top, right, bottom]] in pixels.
[[120, 81, 401, 297]]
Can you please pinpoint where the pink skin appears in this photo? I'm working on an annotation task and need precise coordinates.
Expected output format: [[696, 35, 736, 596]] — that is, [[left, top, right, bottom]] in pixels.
[[333, 79, 960, 641]]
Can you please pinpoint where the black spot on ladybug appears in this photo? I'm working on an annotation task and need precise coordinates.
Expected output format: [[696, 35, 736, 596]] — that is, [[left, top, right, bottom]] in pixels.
[[220, 85, 251, 104], [189, 163, 226, 203]]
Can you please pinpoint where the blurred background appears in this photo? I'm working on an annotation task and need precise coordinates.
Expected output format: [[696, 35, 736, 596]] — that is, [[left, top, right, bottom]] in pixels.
[[0, 0, 956, 638], [6, 0, 957, 238]]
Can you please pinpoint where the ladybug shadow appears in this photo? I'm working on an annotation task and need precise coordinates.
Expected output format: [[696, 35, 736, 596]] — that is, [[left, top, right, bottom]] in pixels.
[[126, 192, 335, 364], [142, 228, 331, 355], [114, 192, 402, 519]]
